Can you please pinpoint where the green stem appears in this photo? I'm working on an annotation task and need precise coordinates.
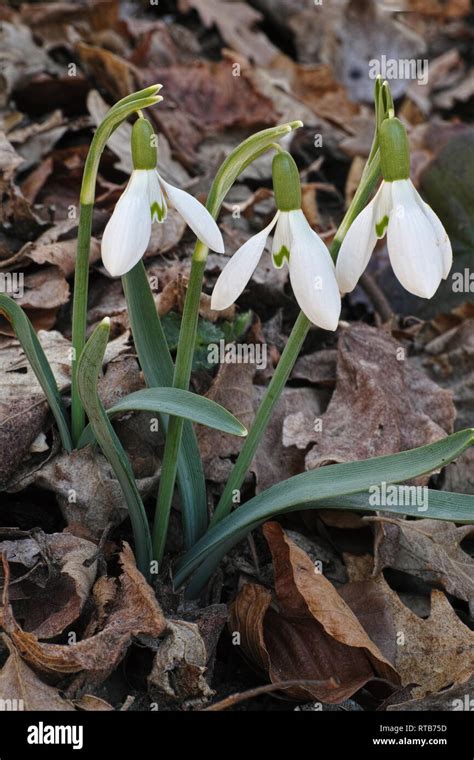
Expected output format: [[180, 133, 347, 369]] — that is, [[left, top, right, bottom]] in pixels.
[[211, 152, 382, 525], [152, 257, 206, 563], [71, 202, 93, 444], [151, 122, 303, 563]]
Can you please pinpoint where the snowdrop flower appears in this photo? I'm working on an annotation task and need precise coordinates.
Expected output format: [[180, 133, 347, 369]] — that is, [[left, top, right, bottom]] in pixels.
[[102, 118, 224, 276], [336, 117, 452, 299], [211, 151, 341, 331]]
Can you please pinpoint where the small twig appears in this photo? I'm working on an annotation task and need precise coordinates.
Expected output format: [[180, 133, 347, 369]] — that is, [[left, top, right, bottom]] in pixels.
[[360, 271, 394, 323], [202, 678, 337, 711]]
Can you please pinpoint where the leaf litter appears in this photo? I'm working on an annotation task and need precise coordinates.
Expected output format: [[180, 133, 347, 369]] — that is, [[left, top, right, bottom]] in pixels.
[[0, 0, 473, 712]]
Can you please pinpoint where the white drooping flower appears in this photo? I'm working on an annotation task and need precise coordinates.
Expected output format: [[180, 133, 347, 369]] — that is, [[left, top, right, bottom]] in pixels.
[[211, 151, 341, 331], [101, 119, 224, 277], [336, 118, 452, 299]]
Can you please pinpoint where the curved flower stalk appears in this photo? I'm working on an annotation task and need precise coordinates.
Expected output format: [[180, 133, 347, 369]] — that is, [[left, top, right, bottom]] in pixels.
[[71, 85, 163, 444], [336, 117, 452, 299], [211, 150, 341, 331], [101, 118, 224, 277]]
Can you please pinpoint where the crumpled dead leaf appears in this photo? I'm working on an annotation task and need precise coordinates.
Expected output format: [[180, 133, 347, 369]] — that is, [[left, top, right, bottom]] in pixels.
[[148, 619, 213, 707], [1, 543, 166, 681], [8, 446, 160, 536], [197, 361, 256, 483], [198, 356, 319, 490], [341, 574, 474, 699], [0, 636, 75, 710], [230, 522, 399, 704], [0, 21, 62, 107], [15, 266, 69, 312], [413, 317, 474, 495], [0, 528, 97, 639], [387, 673, 474, 711], [370, 516, 474, 613], [304, 324, 455, 476], [179, 0, 278, 65], [0, 330, 71, 486], [253, 387, 321, 493], [76, 41, 135, 101], [149, 60, 278, 165]]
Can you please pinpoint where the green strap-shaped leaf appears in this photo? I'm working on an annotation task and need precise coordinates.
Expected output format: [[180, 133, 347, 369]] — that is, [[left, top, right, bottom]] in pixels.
[[182, 488, 474, 598], [122, 262, 209, 549], [77, 387, 247, 448], [0, 294, 72, 453], [76, 318, 152, 576], [175, 429, 474, 590]]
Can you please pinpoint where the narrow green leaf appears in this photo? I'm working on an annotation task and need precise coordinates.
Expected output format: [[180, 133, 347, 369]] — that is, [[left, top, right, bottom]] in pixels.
[[175, 429, 474, 589], [0, 294, 72, 452], [77, 387, 247, 448], [76, 318, 152, 576], [122, 261, 208, 548]]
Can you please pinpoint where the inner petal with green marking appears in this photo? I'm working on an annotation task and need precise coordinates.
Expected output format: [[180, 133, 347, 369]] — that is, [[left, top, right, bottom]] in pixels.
[[375, 214, 389, 238], [273, 245, 290, 268], [151, 201, 167, 222]]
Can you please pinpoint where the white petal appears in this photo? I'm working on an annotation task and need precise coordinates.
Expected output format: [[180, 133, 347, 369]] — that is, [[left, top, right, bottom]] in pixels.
[[335, 192, 379, 295], [387, 180, 443, 299], [409, 180, 452, 279], [101, 170, 152, 277], [288, 210, 341, 331], [272, 212, 292, 268], [158, 176, 224, 252], [148, 171, 167, 222], [211, 213, 279, 310]]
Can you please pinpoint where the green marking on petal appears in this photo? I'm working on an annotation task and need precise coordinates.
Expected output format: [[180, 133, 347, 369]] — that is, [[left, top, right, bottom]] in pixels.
[[375, 214, 389, 238], [273, 245, 290, 268], [151, 202, 166, 222]]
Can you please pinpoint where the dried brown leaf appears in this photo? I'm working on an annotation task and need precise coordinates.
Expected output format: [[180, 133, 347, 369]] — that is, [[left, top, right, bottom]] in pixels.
[[341, 575, 474, 698], [0, 636, 75, 711], [305, 324, 455, 477], [150, 60, 278, 165], [1, 544, 166, 681], [179, 0, 278, 65], [230, 522, 399, 703], [370, 517, 474, 611], [148, 620, 213, 706], [0, 530, 98, 639]]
